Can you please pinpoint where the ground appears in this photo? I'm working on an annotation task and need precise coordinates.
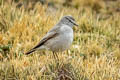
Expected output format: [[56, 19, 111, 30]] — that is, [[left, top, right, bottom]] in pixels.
[[0, 0, 120, 80]]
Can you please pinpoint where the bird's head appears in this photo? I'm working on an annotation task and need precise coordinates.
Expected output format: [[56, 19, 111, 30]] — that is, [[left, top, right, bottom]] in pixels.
[[59, 15, 78, 28]]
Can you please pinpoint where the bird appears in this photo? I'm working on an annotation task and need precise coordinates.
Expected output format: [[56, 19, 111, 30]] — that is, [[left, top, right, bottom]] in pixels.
[[25, 15, 78, 59]]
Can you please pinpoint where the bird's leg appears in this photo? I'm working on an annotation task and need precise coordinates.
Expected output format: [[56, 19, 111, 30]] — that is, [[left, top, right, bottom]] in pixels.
[[54, 52, 59, 61], [53, 52, 56, 60], [53, 52, 60, 68], [52, 52, 59, 63]]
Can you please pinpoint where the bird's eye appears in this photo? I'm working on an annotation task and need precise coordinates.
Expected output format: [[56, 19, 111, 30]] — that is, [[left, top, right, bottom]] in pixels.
[[65, 17, 75, 21], [69, 17, 75, 21]]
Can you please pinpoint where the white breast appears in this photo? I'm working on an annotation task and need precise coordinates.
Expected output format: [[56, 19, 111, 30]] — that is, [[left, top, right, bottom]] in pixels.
[[60, 25, 73, 43], [44, 25, 74, 52], [54, 25, 73, 51]]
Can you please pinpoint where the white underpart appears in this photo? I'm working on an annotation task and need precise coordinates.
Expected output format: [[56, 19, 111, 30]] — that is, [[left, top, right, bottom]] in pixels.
[[43, 24, 74, 52]]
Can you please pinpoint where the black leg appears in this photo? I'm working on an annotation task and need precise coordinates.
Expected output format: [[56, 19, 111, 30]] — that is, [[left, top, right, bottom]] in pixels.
[[53, 52, 56, 60], [52, 52, 59, 61], [55, 52, 59, 61]]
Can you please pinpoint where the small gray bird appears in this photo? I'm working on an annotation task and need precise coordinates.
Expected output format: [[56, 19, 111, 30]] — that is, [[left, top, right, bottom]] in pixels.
[[25, 15, 78, 59]]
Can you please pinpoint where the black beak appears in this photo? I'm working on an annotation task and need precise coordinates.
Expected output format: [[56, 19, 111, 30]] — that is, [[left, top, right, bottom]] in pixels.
[[74, 22, 78, 26], [72, 21, 78, 26]]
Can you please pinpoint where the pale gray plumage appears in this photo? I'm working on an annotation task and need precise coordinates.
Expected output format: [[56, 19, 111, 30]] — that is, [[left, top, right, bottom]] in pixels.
[[25, 15, 78, 55]]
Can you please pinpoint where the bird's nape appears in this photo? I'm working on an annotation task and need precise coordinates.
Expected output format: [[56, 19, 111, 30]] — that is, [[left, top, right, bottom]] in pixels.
[[60, 15, 78, 27]]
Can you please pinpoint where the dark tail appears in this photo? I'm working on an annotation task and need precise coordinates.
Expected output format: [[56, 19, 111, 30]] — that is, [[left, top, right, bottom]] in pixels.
[[25, 49, 36, 55]]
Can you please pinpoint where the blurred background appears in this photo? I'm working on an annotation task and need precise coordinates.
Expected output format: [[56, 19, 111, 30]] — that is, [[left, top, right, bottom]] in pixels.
[[1, 0, 120, 13], [0, 0, 120, 80]]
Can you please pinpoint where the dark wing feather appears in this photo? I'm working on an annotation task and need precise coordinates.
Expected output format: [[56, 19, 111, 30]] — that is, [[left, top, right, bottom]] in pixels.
[[25, 32, 58, 55]]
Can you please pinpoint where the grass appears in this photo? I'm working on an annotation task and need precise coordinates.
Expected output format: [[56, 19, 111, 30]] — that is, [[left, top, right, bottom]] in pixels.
[[0, 0, 120, 80]]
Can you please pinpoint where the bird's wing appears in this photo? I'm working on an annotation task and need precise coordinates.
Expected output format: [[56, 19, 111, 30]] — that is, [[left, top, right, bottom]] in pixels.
[[32, 32, 58, 50], [25, 32, 59, 55]]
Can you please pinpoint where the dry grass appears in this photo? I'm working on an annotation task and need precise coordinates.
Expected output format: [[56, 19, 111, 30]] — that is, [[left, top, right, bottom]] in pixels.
[[0, 0, 120, 80]]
